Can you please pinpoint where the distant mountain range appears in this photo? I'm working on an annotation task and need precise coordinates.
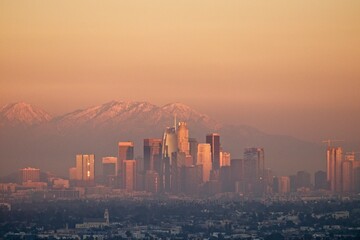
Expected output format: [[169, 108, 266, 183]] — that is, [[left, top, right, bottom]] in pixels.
[[0, 101, 325, 177]]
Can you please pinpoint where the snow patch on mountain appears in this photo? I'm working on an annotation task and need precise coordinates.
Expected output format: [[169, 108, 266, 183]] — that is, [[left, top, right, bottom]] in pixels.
[[0, 102, 52, 127]]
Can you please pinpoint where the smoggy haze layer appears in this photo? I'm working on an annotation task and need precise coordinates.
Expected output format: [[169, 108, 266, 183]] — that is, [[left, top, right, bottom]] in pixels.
[[1, 1, 359, 143]]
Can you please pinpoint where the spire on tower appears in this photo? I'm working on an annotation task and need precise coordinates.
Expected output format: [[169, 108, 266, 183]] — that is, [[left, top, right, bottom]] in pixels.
[[174, 114, 177, 131]]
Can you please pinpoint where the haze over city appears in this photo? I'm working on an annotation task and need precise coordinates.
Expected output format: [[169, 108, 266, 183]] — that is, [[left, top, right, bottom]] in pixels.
[[1, 0, 360, 144], [2, 1, 360, 239]]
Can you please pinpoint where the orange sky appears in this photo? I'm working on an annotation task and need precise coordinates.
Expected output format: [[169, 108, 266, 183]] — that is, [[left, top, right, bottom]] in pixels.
[[1, 1, 360, 142]]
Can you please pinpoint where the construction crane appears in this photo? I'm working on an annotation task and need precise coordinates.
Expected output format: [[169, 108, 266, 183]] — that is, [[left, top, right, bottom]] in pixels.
[[346, 151, 360, 155], [322, 139, 344, 147], [345, 152, 360, 161]]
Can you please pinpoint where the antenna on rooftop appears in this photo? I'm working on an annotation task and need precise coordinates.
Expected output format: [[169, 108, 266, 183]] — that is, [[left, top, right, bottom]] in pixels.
[[174, 114, 177, 131]]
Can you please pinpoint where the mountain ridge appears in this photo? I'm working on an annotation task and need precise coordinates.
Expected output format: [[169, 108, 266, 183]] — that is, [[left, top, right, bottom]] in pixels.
[[0, 102, 52, 127], [0, 100, 324, 177]]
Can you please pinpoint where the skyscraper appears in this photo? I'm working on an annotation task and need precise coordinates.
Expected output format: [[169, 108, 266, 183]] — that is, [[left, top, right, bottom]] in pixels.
[[342, 160, 353, 192], [162, 127, 178, 161], [206, 133, 220, 170], [75, 154, 95, 185], [230, 159, 244, 193], [189, 138, 198, 165], [118, 142, 134, 165], [177, 122, 190, 155], [162, 127, 178, 191], [276, 176, 290, 194], [118, 142, 134, 188], [102, 157, 118, 176], [220, 151, 231, 167], [244, 147, 265, 194], [123, 160, 136, 191], [19, 167, 40, 183], [327, 147, 342, 192], [143, 138, 162, 172], [102, 157, 118, 187], [197, 143, 212, 182]]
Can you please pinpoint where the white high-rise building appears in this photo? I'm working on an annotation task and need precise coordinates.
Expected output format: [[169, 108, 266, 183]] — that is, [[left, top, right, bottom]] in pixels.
[[197, 143, 212, 183]]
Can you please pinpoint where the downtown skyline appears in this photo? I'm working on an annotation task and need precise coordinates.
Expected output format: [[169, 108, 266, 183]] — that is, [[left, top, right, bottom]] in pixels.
[[4, 118, 359, 197], [1, 2, 360, 239]]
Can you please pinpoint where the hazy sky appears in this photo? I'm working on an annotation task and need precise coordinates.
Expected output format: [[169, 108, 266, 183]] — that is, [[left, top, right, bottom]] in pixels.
[[1, 1, 359, 143]]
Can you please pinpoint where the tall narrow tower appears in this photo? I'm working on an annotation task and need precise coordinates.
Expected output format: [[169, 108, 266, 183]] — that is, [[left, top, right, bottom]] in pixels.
[[144, 138, 162, 172], [327, 147, 343, 192], [243, 147, 265, 194], [75, 154, 95, 185], [197, 143, 212, 182], [177, 122, 190, 155], [206, 133, 220, 170], [118, 142, 134, 172]]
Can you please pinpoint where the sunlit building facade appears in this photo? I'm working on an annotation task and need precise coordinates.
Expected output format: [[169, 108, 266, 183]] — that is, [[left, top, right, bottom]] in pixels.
[[75, 154, 95, 185], [177, 122, 190, 155], [197, 143, 212, 182], [19, 167, 40, 183], [220, 151, 231, 167], [327, 147, 342, 192]]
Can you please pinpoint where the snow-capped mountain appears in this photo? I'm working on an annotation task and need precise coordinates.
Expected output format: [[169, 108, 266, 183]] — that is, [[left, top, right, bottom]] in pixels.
[[0, 102, 52, 127], [161, 103, 221, 129], [53, 101, 221, 131]]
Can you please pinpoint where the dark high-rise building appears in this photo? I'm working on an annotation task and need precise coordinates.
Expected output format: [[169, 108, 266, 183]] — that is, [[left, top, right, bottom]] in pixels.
[[230, 159, 244, 192], [289, 175, 297, 192], [118, 142, 134, 161], [123, 160, 136, 191], [244, 147, 265, 194], [118, 142, 134, 188], [342, 160, 353, 192], [354, 166, 360, 193], [102, 157, 118, 187], [189, 138, 198, 165], [144, 138, 162, 172], [314, 170, 327, 190], [220, 166, 232, 192], [181, 166, 198, 195], [144, 170, 159, 193], [206, 133, 220, 170]]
